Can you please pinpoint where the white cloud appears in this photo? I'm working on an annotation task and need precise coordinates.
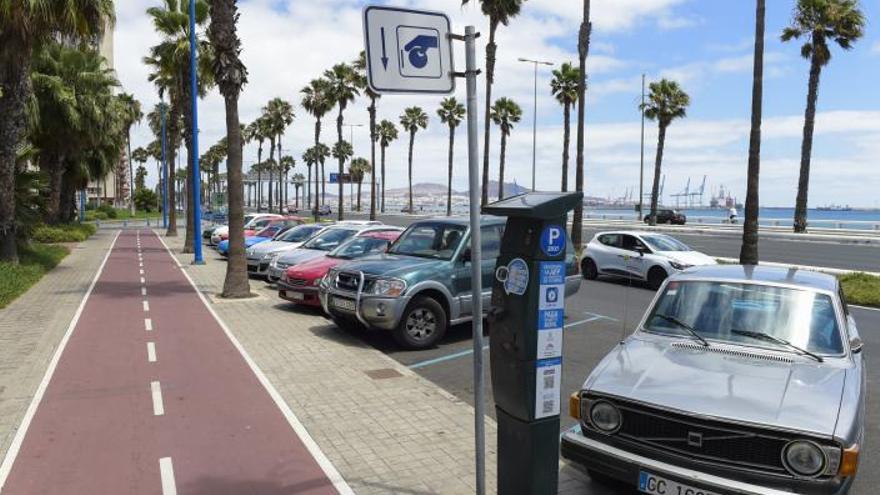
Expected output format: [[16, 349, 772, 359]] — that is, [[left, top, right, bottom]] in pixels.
[[872, 41, 880, 54]]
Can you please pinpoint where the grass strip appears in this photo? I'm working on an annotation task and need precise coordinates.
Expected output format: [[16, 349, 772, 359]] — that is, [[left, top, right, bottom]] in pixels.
[[0, 244, 71, 309]]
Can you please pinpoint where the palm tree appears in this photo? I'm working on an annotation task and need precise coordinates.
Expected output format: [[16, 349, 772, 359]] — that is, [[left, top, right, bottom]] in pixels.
[[291, 173, 305, 209], [324, 64, 360, 220], [279, 155, 295, 210], [353, 51, 381, 220], [572, 0, 592, 250], [376, 120, 398, 213], [399, 107, 428, 214], [332, 140, 353, 211], [782, 0, 865, 233], [145, 0, 214, 249], [550, 62, 580, 192], [301, 78, 334, 207], [132, 147, 151, 185], [437, 98, 465, 216], [118, 93, 143, 215], [642, 79, 690, 226], [263, 97, 294, 213], [246, 118, 266, 210], [256, 116, 274, 210], [0, 0, 113, 261], [303, 143, 330, 221], [740, 0, 766, 265], [490, 98, 522, 200], [147, 102, 177, 216], [462, 0, 526, 206], [349, 157, 372, 212]]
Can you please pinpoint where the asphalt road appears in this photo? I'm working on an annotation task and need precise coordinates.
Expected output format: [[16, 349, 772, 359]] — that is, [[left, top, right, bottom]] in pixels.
[[348, 275, 879, 494], [345, 212, 880, 272]]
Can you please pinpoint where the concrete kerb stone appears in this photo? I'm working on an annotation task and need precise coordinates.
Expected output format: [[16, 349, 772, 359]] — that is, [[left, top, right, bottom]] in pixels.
[[160, 232, 589, 493]]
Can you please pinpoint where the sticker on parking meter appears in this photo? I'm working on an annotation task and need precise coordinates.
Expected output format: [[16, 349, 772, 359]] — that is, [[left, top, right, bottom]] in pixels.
[[538, 261, 565, 285], [496, 258, 529, 295], [539, 225, 566, 257], [535, 357, 562, 418], [539, 285, 564, 310], [537, 309, 563, 359]]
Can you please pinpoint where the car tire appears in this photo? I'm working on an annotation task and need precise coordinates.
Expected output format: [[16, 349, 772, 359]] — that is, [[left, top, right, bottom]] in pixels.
[[581, 258, 598, 280], [647, 266, 667, 290], [393, 296, 448, 350]]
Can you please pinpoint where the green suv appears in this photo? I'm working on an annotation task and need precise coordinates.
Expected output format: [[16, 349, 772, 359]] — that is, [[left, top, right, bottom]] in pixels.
[[319, 217, 581, 349]]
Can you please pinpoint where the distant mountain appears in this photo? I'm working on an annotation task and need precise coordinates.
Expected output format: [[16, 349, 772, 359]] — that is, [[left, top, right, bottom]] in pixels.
[[386, 181, 529, 197]]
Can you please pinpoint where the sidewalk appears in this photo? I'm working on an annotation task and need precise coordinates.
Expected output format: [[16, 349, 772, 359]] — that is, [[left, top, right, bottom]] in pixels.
[[161, 234, 591, 494], [0, 230, 116, 464]]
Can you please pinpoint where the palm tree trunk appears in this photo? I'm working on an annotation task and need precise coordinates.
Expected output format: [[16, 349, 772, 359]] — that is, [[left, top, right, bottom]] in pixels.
[[166, 107, 180, 237], [369, 97, 377, 221], [314, 160, 320, 222], [481, 20, 499, 207], [337, 107, 345, 221], [740, 0, 764, 265], [793, 50, 823, 233], [256, 143, 263, 211], [572, 0, 591, 247], [381, 144, 387, 213], [221, 90, 250, 297], [45, 154, 66, 224], [182, 79, 196, 253], [0, 44, 31, 262], [357, 179, 362, 211], [306, 163, 311, 210], [316, 118, 325, 206], [447, 125, 455, 216], [649, 123, 667, 226], [408, 131, 415, 213], [562, 102, 571, 192], [268, 136, 275, 212], [499, 131, 507, 200]]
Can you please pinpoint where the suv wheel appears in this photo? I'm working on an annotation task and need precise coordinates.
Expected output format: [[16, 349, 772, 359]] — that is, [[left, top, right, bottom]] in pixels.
[[581, 258, 598, 280], [647, 266, 667, 290], [393, 296, 447, 350]]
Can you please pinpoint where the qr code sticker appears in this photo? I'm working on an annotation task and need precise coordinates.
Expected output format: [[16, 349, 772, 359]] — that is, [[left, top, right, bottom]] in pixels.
[[542, 399, 555, 414], [543, 374, 555, 390]]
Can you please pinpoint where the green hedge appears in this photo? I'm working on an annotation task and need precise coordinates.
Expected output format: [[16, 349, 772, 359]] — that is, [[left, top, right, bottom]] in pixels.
[[32, 223, 97, 243], [0, 244, 70, 309], [840, 273, 880, 308]]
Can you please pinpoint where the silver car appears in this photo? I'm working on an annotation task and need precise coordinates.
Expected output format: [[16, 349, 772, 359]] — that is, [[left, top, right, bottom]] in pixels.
[[562, 265, 865, 495], [246, 223, 327, 278]]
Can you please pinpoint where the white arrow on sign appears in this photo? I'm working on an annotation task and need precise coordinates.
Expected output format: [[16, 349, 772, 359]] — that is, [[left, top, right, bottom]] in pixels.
[[363, 6, 455, 95]]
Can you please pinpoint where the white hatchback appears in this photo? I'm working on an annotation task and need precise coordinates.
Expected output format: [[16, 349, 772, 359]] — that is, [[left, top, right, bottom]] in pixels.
[[580, 231, 716, 289]]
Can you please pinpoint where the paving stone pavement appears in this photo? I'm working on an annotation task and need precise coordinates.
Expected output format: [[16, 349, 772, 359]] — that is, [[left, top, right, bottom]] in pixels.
[[161, 233, 592, 494], [0, 229, 117, 464]]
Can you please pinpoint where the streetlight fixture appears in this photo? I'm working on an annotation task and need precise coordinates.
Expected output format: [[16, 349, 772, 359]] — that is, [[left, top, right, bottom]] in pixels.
[[517, 57, 554, 192]]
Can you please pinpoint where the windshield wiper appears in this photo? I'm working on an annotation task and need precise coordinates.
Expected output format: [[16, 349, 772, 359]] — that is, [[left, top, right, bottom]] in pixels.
[[653, 313, 709, 347], [730, 329, 823, 362]]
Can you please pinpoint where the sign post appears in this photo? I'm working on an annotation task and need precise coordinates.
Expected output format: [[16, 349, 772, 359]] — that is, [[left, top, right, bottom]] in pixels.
[[363, 7, 483, 494]]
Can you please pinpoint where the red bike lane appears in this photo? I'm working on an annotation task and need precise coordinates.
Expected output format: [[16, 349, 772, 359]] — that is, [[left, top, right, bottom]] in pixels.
[[0, 229, 342, 495]]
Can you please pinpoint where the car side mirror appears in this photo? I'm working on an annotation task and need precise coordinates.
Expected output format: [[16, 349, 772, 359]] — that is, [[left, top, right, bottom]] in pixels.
[[461, 248, 471, 263], [635, 246, 646, 257], [850, 336, 864, 354]]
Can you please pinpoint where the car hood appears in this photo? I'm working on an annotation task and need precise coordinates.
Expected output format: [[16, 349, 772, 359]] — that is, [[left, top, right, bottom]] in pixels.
[[276, 248, 327, 265], [587, 336, 846, 436], [248, 240, 300, 256], [287, 255, 338, 280], [659, 250, 717, 266], [331, 254, 447, 281]]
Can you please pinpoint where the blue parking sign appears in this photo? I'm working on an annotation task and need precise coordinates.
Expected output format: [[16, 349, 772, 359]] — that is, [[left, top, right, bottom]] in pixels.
[[540, 225, 566, 257]]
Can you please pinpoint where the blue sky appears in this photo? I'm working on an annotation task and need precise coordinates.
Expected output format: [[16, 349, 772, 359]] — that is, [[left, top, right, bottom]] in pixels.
[[115, 0, 880, 207]]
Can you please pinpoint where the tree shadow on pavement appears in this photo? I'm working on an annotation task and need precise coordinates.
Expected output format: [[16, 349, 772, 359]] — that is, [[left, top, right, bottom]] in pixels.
[[182, 475, 336, 495]]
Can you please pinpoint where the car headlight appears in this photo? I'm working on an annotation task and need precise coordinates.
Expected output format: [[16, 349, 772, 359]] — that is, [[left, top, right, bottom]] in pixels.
[[589, 400, 622, 434], [371, 278, 406, 296], [783, 440, 826, 477], [669, 261, 693, 271], [312, 277, 322, 286]]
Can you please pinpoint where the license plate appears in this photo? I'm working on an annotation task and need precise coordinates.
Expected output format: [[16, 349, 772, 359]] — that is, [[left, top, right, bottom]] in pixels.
[[639, 471, 720, 495], [285, 291, 304, 300], [331, 297, 356, 311]]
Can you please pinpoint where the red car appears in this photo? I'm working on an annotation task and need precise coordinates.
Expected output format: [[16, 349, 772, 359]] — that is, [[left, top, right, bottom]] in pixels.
[[277, 229, 401, 307]]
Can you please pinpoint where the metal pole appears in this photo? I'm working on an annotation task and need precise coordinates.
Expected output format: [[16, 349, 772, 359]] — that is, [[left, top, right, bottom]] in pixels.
[[189, 0, 204, 264], [639, 73, 645, 219], [79, 189, 86, 222], [532, 62, 537, 191], [464, 25, 485, 495], [162, 103, 168, 229]]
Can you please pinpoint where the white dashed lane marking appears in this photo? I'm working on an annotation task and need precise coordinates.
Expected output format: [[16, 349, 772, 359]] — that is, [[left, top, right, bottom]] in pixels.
[[141, 287, 147, 297], [143, 301, 150, 312], [150, 381, 164, 416], [144, 318, 153, 331], [147, 342, 157, 363], [159, 457, 177, 495]]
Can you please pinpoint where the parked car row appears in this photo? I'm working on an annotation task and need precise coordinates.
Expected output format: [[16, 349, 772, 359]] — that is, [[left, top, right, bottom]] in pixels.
[[208, 215, 581, 350]]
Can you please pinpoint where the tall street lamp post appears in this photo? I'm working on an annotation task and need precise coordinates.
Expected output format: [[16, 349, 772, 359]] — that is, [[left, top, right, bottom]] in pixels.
[[517, 57, 554, 191], [189, 0, 204, 264]]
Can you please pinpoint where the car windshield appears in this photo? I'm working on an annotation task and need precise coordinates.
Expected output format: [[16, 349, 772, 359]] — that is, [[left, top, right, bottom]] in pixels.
[[248, 218, 273, 229], [642, 235, 690, 252], [329, 237, 392, 260], [388, 223, 466, 260], [277, 225, 321, 242], [255, 225, 279, 237], [643, 281, 844, 355], [302, 228, 358, 251]]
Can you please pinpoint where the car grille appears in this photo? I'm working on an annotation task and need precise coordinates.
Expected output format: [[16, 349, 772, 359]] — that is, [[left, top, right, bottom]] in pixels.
[[584, 395, 828, 475], [274, 261, 291, 270], [334, 272, 361, 292], [287, 278, 308, 287]]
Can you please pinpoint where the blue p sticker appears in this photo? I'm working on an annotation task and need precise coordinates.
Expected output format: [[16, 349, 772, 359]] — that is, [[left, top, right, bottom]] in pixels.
[[540, 225, 566, 257]]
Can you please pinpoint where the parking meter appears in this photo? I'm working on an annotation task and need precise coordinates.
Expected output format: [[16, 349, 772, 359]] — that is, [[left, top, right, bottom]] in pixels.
[[483, 191, 583, 495]]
